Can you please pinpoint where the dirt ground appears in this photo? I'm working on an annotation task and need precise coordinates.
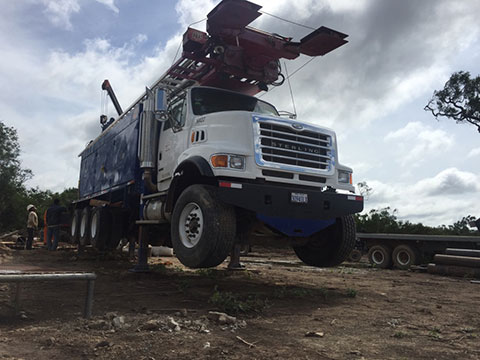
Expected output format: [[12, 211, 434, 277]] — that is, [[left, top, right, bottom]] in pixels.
[[1, 241, 480, 360]]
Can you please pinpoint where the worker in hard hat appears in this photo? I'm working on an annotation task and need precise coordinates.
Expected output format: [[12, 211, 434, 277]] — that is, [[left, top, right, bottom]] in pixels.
[[26, 204, 38, 250]]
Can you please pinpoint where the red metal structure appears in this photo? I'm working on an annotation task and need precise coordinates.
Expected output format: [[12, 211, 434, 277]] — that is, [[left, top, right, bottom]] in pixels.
[[165, 0, 348, 95]]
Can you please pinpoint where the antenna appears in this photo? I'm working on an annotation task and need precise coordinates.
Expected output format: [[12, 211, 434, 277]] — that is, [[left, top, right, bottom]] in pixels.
[[284, 61, 297, 119]]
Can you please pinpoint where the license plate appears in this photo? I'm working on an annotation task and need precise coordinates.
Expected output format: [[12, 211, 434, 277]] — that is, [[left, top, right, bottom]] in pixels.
[[291, 192, 308, 204]]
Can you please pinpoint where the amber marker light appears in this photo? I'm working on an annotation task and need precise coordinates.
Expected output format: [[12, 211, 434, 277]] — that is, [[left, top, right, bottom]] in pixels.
[[211, 154, 229, 168]]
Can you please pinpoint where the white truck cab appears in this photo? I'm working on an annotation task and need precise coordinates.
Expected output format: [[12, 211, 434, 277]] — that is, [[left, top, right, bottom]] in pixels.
[[157, 86, 355, 194]]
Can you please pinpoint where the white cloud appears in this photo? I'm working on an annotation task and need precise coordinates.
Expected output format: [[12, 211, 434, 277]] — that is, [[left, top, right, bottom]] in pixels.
[[467, 147, 480, 158], [364, 168, 480, 225], [414, 168, 480, 196], [175, 0, 216, 28], [0, 29, 180, 191], [95, 0, 119, 13], [385, 122, 454, 167], [38, 0, 119, 30], [41, 0, 80, 31]]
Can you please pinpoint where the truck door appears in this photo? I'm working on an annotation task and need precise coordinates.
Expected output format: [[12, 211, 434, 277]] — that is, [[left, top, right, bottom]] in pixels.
[[157, 95, 188, 192]]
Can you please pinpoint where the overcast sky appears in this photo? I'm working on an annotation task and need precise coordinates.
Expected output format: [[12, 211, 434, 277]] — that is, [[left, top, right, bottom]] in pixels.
[[1, 0, 480, 226]]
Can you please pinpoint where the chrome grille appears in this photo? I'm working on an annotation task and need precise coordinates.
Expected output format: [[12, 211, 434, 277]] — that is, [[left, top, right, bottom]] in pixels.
[[254, 118, 334, 175]]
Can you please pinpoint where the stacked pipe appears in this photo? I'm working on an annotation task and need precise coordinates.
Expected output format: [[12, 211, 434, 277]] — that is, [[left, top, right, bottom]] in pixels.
[[427, 248, 480, 278]]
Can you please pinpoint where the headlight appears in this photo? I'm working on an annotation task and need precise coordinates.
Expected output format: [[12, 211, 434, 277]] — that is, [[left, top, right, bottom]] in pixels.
[[210, 154, 245, 170], [229, 155, 245, 169], [338, 170, 352, 184]]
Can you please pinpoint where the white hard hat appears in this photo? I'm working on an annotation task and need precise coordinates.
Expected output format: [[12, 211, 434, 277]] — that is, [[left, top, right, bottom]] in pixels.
[[27, 204, 35, 211]]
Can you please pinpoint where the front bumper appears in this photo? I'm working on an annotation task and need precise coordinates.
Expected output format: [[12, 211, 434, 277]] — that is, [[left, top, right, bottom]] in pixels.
[[217, 181, 363, 220]]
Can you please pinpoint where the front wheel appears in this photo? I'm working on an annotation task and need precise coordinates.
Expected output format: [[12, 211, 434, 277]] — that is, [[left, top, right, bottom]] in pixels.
[[171, 185, 236, 268], [293, 215, 357, 267]]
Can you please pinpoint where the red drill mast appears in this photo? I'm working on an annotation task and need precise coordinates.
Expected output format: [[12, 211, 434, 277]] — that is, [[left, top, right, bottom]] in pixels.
[[163, 0, 348, 96]]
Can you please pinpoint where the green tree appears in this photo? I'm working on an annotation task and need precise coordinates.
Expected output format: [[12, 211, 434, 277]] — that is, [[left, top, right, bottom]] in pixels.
[[0, 121, 33, 232], [0, 121, 78, 233], [425, 71, 480, 132], [447, 215, 476, 235], [357, 181, 373, 200], [355, 207, 401, 233], [355, 207, 477, 236]]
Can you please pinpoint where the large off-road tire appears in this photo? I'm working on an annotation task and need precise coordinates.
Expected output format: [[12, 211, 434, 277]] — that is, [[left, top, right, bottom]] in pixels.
[[293, 215, 357, 267], [79, 207, 91, 247], [367, 244, 392, 268], [70, 209, 82, 244], [90, 207, 111, 251], [171, 185, 236, 268], [392, 244, 419, 269], [107, 210, 127, 250]]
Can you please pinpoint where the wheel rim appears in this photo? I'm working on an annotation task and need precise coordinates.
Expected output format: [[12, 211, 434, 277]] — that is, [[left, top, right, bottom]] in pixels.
[[372, 249, 385, 265], [178, 202, 204, 248], [396, 250, 410, 266], [90, 212, 98, 239], [71, 216, 77, 237]]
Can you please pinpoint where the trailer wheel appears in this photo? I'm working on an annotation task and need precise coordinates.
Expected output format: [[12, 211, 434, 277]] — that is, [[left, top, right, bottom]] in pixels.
[[367, 245, 392, 268], [79, 207, 91, 248], [392, 244, 418, 269], [293, 215, 357, 267], [348, 249, 363, 262], [70, 209, 82, 244], [90, 207, 111, 251], [171, 185, 236, 268]]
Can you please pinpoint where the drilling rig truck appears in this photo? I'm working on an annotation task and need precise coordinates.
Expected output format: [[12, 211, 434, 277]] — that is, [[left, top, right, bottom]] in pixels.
[[70, 0, 364, 268]]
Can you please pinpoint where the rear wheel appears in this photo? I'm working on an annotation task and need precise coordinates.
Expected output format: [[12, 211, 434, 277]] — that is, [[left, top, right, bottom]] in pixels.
[[90, 207, 111, 251], [293, 215, 357, 267], [367, 244, 392, 268], [70, 209, 82, 244], [107, 210, 127, 250], [392, 244, 419, 269], [79, 207, 91, 247], [171, 185, 236, 268]]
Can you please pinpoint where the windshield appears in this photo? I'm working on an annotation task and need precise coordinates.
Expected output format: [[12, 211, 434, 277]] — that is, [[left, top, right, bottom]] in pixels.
[[191, 87, 279, 116]]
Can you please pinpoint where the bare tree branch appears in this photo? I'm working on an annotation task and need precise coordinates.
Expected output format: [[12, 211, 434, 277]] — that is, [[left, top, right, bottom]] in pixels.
[[425, 71, 480, 132]]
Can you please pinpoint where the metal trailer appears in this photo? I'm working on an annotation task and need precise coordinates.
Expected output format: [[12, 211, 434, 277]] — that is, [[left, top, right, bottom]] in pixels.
[[355, 233, 480, 269]]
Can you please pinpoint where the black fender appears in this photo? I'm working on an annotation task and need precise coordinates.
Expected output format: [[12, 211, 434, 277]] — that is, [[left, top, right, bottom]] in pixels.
[[165, 156, 215, 213]]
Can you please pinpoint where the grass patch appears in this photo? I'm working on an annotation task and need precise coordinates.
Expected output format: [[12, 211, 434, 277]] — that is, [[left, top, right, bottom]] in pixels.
[[393, 331, 408, 338], [195, 268, 228, 279], [209, 286, 267, 315], [175, 278, 192, 293], [346, 288, 357, 298], [149, 263, 168, 274], [273, 286, 313, 299], [428, 328, 442, 340]]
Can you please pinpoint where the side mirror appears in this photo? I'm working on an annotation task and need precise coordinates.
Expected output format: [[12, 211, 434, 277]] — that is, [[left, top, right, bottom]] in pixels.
[[153, 88, 168, 122], [155, 88, 166, 111]]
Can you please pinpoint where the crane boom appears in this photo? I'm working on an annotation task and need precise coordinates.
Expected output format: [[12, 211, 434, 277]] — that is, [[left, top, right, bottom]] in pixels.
[[101, 79, 123, 116]]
